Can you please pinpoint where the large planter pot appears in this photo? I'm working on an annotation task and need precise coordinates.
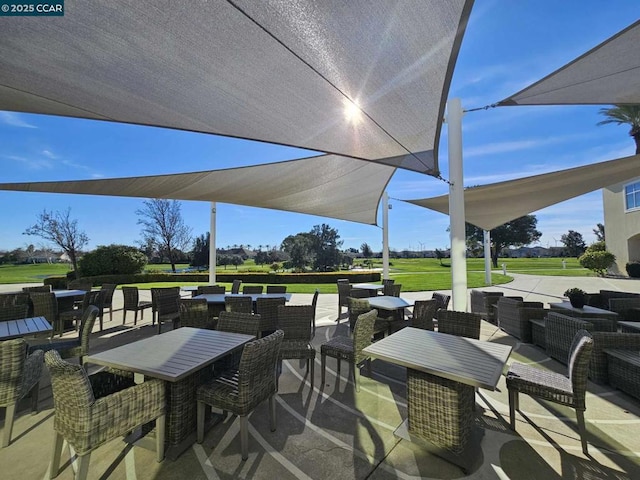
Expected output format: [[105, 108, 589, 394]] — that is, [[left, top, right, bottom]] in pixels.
[[568, 295, 585, 308]]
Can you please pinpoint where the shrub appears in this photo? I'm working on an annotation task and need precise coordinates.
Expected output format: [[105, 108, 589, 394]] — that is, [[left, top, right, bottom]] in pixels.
[[626, 261, 640, 278], [586, 241, 606, 253], [578, 250, 615, 276], [79, 244, 148, 277]]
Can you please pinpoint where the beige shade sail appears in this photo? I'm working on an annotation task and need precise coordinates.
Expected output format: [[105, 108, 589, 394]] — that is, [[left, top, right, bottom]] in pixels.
[[0, 155, 395, 225], [499, 20, 640, 106], [0, 0, 473, 175], [405, 154, 640, 230]]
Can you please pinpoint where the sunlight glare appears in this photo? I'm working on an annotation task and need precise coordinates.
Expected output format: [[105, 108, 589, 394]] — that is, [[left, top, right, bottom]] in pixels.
[[344, 99, 363, 124]]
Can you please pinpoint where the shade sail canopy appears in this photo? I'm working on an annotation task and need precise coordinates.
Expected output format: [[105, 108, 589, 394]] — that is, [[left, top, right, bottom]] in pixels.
[[0, 0, 473, 175], [405, 154, 640, 230], [0, 155, 395, 225], [499, 20, 640, 106]]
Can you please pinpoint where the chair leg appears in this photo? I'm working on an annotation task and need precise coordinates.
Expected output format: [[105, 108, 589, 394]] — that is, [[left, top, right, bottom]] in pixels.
[[508, 389, 517, 430], [239, 415, 249, 460], [49, 431, 64, 479], [354, 362, 359, 393], [123, 310, 127, 325], [321, 353, 326, 385], [269, 395, 276, 432], [309, 357, 315, 389], [30, 381, 40, 413], [76, 453, 91, 480], [109, 307, 113, 323], [2, 403, 16, 447], [196, 401, 205, 443], [156, 414, 165, 462], [366, 358, 372, 378], [576, 409, 588, 455]]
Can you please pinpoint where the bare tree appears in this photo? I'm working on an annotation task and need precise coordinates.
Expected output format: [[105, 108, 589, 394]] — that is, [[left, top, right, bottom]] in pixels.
[[24, 208, 88, 278], [136, 199, 192, 273]]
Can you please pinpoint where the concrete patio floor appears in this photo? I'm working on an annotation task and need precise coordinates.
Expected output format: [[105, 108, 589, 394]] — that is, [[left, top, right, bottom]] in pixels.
[[2, 274, 640, 479]]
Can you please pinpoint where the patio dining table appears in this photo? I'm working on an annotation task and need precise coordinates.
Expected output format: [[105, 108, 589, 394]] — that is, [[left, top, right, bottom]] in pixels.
[[0, 316, 52, 340], [85, 327, 254, 459], [193, 292, 292, 305], [364, 327, 512, 472]]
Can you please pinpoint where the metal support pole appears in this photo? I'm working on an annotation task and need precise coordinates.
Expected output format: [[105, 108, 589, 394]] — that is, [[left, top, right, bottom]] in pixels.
[[483, 229, 492, 286], [382, 191, 390, 280], [447, 98, 467, 311], [209, 202, 216, 284]]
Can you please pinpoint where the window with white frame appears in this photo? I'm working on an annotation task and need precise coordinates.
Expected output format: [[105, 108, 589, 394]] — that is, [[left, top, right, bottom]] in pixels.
[[625, 181, 640, 211]]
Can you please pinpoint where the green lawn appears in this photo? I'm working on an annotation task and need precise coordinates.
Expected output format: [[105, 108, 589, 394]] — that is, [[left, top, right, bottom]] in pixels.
[[0, 257, 593, 293]]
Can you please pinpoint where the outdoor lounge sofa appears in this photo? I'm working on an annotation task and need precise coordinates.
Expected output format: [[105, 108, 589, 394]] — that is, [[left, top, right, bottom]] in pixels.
[[586, 290, 640, 320], [496, 297, 545, 343]]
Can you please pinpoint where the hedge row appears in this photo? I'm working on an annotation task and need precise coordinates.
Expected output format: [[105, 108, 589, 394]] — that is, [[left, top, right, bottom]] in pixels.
[[45, 271, 381, 288]]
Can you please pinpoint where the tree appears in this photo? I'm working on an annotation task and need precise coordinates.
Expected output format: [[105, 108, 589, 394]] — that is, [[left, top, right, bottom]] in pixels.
[[79, 244, 147, 276], [281, 233, 314, 271], [593, 223, 605, 242], [579, 241, 615, 276], [561, 230, 586, 257], [597, 105, 640, 154], [136, 199, 192, 273], [361, 242, 373, 259], [191, 232, 210, 268], [310, 224, 343, 271], [435, 248, 445, 266], [466, 215, 542, 268], [24, 208, 88, 278]]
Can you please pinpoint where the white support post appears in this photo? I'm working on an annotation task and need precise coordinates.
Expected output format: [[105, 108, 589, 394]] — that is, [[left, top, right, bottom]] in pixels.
[[209, 202, 216, 284], [382, 191, 390, 280], [447, 98, 467, 311], [484, 229, 492, 286]]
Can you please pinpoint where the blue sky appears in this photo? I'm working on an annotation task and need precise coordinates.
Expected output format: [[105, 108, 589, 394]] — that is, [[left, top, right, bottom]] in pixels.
[[1, 1, 639, 254]]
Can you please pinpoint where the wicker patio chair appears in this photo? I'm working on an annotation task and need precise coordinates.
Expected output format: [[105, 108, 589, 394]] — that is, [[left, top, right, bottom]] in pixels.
[[242, 285, 263, 294], [179, 298, 216, 330], [122, 286, 152, 325], [22, 285, 52, 293], [255, 296, 285, 337], [506, 330, 594, 455], [67, 279, 92, 292], [382, 278, 395, 287], [215, 311, 261, 372], [383, 283, 401, 297], [607, 298, 640, 321], [266, 285, 287, 293], [0, 304, 28, 322], [45, 350, 166, 479], [196, 285, 226, 295], [99, 283, 117, 323], [432, 292, 451, 312], [496, 297, 546, 343], [0, 339, 43, 447], [410, 299, 438, 330], [0, 293, 30, 310], [29, 305, 99, 366], [196, 330, 283, 460], [152, 287, 181, 334], [231, 279, 242, 294], [276, 305, 315, 387], [311, 289, 319, 336], [587, 331, 640, 384], [544, 312, 601, 365], [321, 309, 377, 392], [337, 281, 351, 316], [436, 310, 481, 339], [347, 297, 372, 331], [470, 290, 504, 324], [30, 292, 59, 337], [225, 295, 253, 314], [59, 290, 101, 331]]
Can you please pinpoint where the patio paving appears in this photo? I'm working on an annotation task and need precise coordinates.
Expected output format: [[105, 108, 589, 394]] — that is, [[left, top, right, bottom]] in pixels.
[[2, 275, 640, 479]]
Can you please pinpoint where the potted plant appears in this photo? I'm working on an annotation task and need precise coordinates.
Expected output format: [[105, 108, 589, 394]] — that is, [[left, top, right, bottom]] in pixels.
[[564, 288, 587, 308]]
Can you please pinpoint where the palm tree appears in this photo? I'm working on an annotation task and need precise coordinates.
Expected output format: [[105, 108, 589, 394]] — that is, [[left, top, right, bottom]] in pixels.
[[597, 105, 640, 154]]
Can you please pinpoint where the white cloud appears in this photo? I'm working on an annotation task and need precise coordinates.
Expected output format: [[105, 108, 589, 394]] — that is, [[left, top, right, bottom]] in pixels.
[[42, 149, 58, 159], [4, 154, 53, 170], [0, 112, 37, 128]]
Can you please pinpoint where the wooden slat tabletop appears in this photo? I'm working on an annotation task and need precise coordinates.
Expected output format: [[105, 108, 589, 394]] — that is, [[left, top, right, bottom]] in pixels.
[[86, 327, 254, 382], [0, 316, 52, 340], [364, 327, 512, 390]]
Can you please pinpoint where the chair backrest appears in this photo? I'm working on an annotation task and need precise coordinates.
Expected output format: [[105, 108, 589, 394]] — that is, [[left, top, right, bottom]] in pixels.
[[0, 304, 28, 322], [347, 297, 372, 330], [412, 300, 438, 330], [266, 285, 287, 294], [23, 285, 52, 293], [255, 296, 286, 332], [276, 305, 313, 341], [0, 293, 30, 309], [436, 310, 481, 339], [225, 296, 253, 314], [151, 287, 180, 315], [179, 298, 212, 329], [0, 339, 28, 404], [44, 350, 96, 417], [311, 289, 319, 319], [237, 330, 284, 405], [122, 286, 140, 310], [568, 330, 594, 408], [242, 285, 263, 294], [432, 292, 451, 311], [196, 285, 225, 295], [383, 282, 400, 296], [231, 279, 242, 294], [78, 305, 99, 356], [83, 289, 104, 311], [217, 311, 261, 337], [353, 309, 378, 365], [30, 292, 57, 324], [337, 281, 351, 307], [100, 284, 117, 307], [382, 279, 395, 287], [67, 280, 92, 292]]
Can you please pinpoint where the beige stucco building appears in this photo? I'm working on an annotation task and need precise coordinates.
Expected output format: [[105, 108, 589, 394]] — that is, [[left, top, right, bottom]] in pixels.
[[603, 178, 640, 275]]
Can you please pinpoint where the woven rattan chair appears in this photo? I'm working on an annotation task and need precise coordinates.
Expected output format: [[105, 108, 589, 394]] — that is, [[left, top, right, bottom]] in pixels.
[[410, 299, 438, 330], [497, 297, 546, 343], [255, 296, 285, 337], [45, 350, 166, 479], [30, 292, 59, 337], [383, 283, 401, 297], [506, 330, 594, 455], [277, 305, 315, 387], [321, 309, 377, 392], [67, 279, 92, 292], [470, 290, 504, 325], [0, 339, 43, 447], [23, 285, 52, 293], [432, 292, 451, 311], [242, 285, 263, 294], [151, 287, 180, 334], [29, 305, 99, 366], [99, 283, 117, 323], [337, 281, 351, 316], [196, 285, 226, 296], [196, 330, 283, 460], [215, 311, 261, 371], [0, 304, 28, 322], [59, 290, 101, 332], [0, 293, 30, 309], [179, 298, 216, 329], [266, 285, 287, 293], [231, 279, 242, 294], [311, 289, 319, 336], [122, 286, 152, 325], [382, 278, 395, 288], [436, 310, 481, 339], [347, 297, 372, 331], [588, 331, 640, 384], [225, 295, 253, 314]]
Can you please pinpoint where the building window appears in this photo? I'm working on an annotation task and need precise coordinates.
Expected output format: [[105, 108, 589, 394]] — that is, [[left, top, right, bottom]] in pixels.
[[625, 181, 640, 211]]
